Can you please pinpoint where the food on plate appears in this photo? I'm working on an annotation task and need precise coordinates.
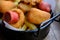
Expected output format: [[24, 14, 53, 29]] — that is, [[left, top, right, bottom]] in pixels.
[[20, 0, 42, 5], [1, 0, 51, 31], [6, 0, 15, 2], [25, 20, 37, 30], [6, 0, 21, 2], [0, 0, 5, 1], [0, 1, 16, 13], [14, 0, 21, 6], [3, 9, 25, 28], [6, 0, 21, 6], [10, 9, 25, 28], [38, 1, 51, 12], [20, 24, 27, 31], [3, 11, 19, 24], [18, 3, 32, 12], [26, 8, 51, 24]]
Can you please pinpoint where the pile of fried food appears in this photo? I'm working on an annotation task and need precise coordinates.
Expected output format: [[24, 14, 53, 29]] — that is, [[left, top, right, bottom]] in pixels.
[[0, 0, 51, 31]]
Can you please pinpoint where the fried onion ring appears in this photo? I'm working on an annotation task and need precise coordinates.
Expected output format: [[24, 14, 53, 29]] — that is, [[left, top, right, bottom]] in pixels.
[[10, 9, 25, 28]]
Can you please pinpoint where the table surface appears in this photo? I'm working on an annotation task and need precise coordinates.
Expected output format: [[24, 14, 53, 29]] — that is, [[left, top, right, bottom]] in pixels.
[[44, 21, 60, 40]]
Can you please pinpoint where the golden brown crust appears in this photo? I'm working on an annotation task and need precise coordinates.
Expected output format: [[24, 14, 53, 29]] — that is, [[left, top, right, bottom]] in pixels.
[[10, 9, 25, 28], [0, 0, 6, 1], [0, 1, 15, 13], [6, 0, 21, 2], [27, 8, 51, 24], [20, 0, 42, 5], [6, 0, 15, 2], [18, 3, 32, 12]]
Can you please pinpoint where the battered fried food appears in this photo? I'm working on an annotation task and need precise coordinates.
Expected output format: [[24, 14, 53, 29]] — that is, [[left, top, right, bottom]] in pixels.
[[6, 0, 21, 2], [6, 0, 15, 2], [0, 0, 5, 1], [26, 8, 51, 24], [10, 9, 25, 28], [20, 0, 42, 5], [0, 1, 16, 13], [18, 3, 32, 12]]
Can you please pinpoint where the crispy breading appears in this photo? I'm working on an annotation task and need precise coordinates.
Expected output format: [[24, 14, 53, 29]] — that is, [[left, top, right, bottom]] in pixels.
[[20, 0, 42, 5], [18, 3, 32, 12], [27, 8, 51, 24], [10, 9, 25, 28], [0, 1, 15, 13]]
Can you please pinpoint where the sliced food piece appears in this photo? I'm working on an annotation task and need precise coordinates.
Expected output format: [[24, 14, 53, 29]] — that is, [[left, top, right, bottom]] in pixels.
[[20, 24, 27, 31], [18, 3, 32, 12], [25, 20, 37, 30], [3, 11, 19, 24]]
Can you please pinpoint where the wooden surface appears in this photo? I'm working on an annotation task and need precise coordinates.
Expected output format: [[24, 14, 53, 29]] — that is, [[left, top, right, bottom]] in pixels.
[[44, 21, 60, 40]]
